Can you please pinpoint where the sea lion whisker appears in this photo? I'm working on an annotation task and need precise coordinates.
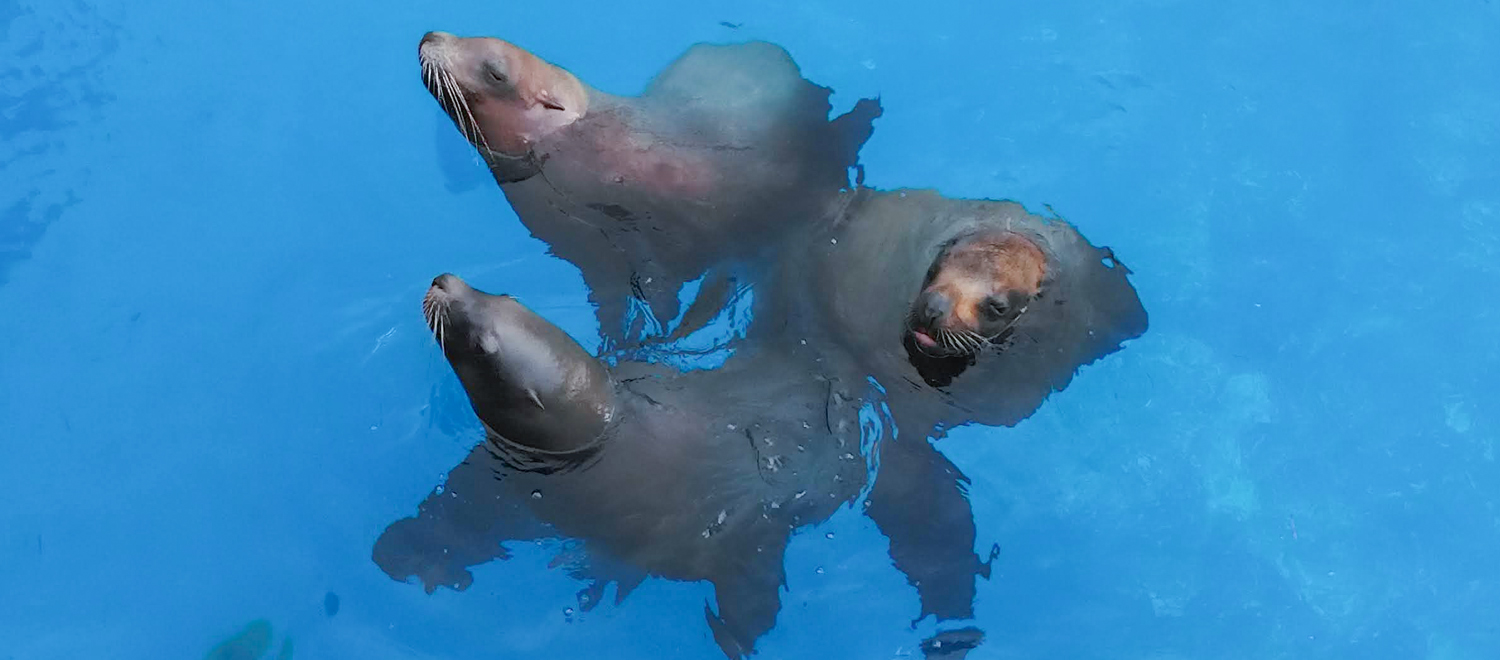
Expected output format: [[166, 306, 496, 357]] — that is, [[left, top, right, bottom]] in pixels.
[[431, 71, 463, 136], [438, 68, 492, 156], [957, 331, 983, 352], [939, 330, 958, 354], [437, 74, 468, 142], [956, 333, 980, 355], [973, 305, 1032, 345]]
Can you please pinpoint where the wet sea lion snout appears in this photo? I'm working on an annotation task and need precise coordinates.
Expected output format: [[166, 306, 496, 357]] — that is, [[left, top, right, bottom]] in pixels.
[[423, 273, 614, 454]]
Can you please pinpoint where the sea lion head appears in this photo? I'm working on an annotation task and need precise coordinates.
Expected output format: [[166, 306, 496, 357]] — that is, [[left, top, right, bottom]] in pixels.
[[418, 32, 590, 173], [423, 273, 614, 455], [905, 229, 1047, 359]]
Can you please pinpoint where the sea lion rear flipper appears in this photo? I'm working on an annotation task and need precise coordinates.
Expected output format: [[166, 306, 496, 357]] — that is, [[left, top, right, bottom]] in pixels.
[[372, 442, 548, 593], [863, 434, 988, 622]]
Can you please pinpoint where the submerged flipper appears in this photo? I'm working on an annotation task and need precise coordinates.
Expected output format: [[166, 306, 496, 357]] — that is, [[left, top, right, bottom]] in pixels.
[[863, 434, 992, 623]]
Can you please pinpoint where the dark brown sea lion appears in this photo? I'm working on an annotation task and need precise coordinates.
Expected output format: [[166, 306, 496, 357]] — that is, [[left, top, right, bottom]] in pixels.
[[417, 32, 881, 345], [377, 274, 882, 659]]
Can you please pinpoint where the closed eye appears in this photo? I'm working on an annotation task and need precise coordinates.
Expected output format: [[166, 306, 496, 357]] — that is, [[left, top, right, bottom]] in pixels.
[[982, 298, 1008, 320], [483, 63, 508, 84]]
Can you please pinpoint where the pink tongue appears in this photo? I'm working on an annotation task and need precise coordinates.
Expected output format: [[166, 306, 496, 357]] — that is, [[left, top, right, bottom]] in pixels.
[[912, 330, 937, 348]]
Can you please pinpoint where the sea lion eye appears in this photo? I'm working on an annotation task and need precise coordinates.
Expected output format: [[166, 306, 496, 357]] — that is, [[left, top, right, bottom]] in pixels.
[[982, 296, 1008, 320], [483, 63, 508, 84]]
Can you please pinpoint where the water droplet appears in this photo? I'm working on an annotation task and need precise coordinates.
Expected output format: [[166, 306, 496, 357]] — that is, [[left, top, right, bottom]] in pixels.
[[369, 425, 378, 431], [825, 532, 835, 540], [531, 490, 543, 499], [815, 567, 825, 574]]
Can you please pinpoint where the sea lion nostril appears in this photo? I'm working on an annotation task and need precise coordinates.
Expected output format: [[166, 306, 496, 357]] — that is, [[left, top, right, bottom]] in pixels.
[[919, 293, 950, 326]]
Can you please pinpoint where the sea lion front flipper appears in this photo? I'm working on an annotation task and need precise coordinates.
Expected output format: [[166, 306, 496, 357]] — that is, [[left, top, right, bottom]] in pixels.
[[863, 434, 990, 623], [664, 268, 738, 343], [828, 96, 884, 175], [372, 442, 549, 593], [704, 554, 787, 659]]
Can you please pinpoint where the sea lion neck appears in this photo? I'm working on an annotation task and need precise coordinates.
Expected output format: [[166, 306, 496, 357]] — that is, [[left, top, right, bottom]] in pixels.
[[425, 275, 615, 455]]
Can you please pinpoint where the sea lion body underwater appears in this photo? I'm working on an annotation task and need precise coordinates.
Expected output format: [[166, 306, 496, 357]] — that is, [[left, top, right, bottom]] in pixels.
[[418, 32, 881, 344], [377, 274, 876, 658]]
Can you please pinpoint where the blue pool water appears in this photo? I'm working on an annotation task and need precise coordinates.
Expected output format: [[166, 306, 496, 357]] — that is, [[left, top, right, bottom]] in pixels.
[[3, 0, 1497, 658]]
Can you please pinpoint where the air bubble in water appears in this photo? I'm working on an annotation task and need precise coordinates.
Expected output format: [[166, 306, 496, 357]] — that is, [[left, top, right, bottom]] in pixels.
[[531, 490, 543, 499]]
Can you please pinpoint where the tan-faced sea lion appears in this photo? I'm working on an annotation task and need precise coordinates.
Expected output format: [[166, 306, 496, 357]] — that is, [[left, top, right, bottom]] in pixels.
[[739, 186, 1146, 629], [417, 32, 881, 345]]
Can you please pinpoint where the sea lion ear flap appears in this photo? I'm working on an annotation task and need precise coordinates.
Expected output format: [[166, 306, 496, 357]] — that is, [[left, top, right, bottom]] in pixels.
[[535, 88, 566, 112]]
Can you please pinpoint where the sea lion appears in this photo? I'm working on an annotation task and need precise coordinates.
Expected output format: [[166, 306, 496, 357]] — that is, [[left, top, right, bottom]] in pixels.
[[417, 32, 881, 345], [747, 186, 1148, 625], [378, 273, 880, 658]]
